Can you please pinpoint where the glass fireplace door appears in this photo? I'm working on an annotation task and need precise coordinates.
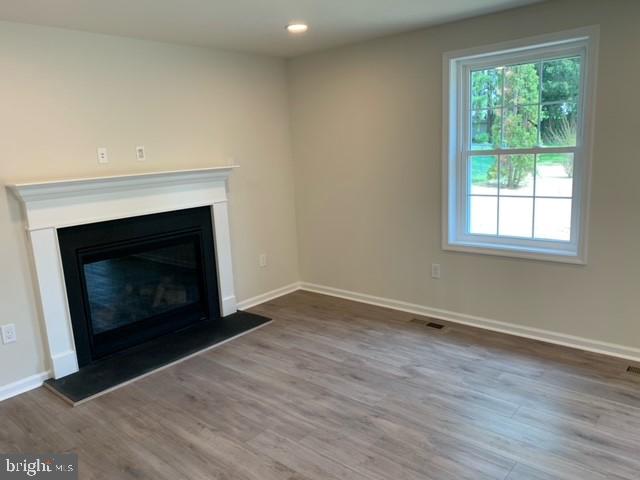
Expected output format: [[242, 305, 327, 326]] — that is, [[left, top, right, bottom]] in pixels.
[[79, 232, 208, 360]]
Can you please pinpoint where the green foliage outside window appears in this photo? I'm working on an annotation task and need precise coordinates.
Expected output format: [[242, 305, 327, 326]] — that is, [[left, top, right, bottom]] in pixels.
[[470, 57, 580, 188]]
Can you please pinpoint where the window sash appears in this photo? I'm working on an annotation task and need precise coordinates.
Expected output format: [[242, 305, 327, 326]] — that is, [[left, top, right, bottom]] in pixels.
[[461, 151, 578, 242]]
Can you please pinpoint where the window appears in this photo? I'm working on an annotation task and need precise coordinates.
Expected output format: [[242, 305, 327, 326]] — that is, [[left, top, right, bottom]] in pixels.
[[443, 29, 597, 263]]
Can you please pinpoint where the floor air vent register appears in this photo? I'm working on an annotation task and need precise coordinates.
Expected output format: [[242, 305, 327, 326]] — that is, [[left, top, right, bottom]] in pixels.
[[410, 318, 446, 329]]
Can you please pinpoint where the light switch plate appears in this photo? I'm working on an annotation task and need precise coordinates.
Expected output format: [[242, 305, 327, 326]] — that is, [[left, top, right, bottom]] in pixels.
[[431, 263, 441, 279]]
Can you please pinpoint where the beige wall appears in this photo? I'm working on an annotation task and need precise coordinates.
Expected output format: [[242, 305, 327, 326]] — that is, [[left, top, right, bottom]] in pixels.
[[3, 0, 640, 391], [288, 0, 640, 350], [0, 22, 299, 386]]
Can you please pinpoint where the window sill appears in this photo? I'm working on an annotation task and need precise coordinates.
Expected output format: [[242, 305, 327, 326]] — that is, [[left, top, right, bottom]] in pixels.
[[444, 240, 586, 265]]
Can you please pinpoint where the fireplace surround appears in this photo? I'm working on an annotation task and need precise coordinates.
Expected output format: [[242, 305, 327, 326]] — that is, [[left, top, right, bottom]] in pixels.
[[9, 167, 238, 379]]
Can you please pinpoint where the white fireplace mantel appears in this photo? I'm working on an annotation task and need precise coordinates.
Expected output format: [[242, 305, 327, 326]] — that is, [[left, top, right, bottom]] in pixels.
[[8, 166, 239, 379]]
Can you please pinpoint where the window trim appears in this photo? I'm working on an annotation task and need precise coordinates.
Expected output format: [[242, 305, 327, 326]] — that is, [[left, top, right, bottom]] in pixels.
[[442, 27, 599, 264]]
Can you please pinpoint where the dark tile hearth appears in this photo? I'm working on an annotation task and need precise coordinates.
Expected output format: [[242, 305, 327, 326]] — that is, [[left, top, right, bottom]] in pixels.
[[45, 311, 271, 405]]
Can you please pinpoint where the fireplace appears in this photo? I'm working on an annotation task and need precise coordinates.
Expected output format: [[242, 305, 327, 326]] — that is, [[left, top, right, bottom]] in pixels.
[[8, 167, 239, 379], [58, 207, 220, 366]]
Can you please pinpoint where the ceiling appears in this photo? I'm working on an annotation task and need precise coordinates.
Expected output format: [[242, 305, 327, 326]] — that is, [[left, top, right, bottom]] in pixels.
[[0, 0, 544, 57]]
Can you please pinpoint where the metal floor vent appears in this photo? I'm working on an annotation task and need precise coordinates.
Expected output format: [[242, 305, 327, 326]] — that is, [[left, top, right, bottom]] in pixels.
[[627, 366, 640, 375], [410, 318, 445, 330]]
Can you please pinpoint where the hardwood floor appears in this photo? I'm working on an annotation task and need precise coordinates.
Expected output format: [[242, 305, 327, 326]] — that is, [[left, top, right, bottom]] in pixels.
[[2, 290, 640, 479]]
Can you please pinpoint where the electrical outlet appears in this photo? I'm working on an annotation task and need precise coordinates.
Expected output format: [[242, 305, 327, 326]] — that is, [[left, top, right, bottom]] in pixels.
[[1, 324, 16, 344], [97, 147, 109, 164], [136, 145, 146, 161], [431, 263, 441, 279], [259, 254, 267, 268]]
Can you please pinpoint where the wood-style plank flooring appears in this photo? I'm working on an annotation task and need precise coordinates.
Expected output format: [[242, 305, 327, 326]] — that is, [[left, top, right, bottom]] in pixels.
[[2, 290, 640, 479]]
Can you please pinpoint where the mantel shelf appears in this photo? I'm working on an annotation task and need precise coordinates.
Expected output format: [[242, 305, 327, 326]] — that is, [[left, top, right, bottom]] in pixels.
[[7, 166, 239, 203]]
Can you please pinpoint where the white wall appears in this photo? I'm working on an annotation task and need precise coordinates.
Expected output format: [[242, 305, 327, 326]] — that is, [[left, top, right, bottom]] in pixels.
[[0, 22, 300, 387], [288, 0, 640, 352]]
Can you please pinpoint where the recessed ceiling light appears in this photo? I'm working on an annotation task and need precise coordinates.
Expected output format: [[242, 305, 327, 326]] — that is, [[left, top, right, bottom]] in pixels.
[[286, 23, 308, 34]]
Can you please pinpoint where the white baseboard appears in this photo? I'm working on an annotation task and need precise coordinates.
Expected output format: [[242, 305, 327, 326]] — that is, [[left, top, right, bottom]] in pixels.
[[299, 282, 640, 363], [0, 371, 51, 402], [236, 282, 302, 311]]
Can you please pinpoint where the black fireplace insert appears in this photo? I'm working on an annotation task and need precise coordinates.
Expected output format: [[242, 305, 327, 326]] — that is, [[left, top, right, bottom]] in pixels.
[[58, 207, 220, 367]]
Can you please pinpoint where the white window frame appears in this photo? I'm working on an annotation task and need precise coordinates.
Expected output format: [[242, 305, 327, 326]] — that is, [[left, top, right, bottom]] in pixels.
[[442, 27, 598, 264]]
